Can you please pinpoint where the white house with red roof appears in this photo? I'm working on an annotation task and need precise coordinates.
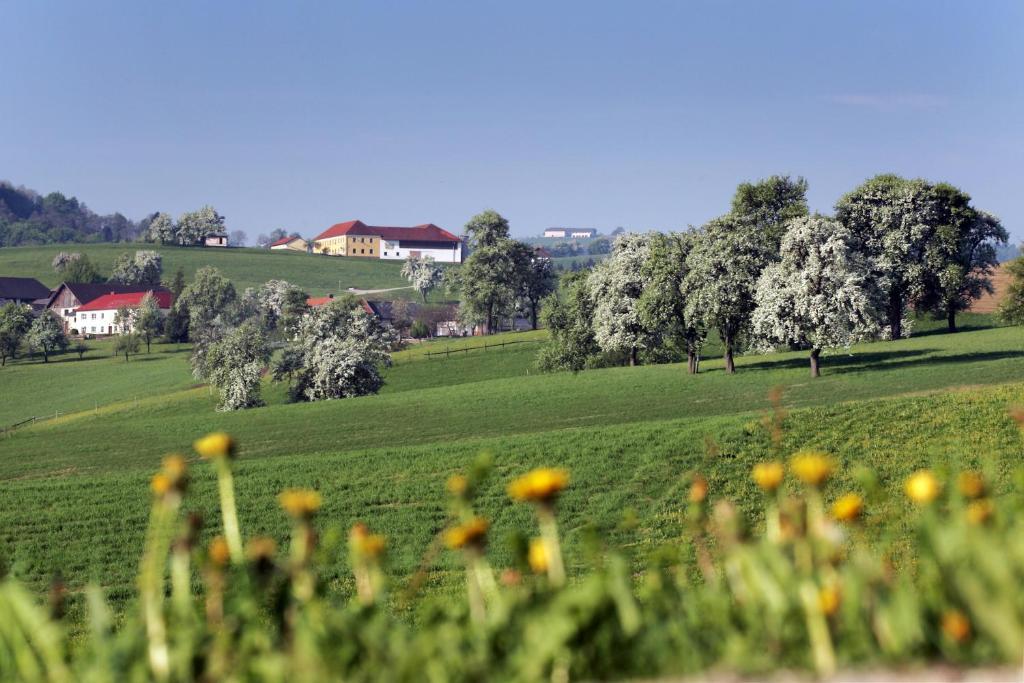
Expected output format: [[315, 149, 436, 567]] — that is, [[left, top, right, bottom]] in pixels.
[[270, 236, 308, 252], [72, 290, 174, 335], [311, 220, 462, 263]]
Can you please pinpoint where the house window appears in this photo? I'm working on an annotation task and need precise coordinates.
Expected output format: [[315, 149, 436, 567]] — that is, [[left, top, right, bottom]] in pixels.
[[360, 248, 365, 254], [369, 248, 373, 254], [91, 313, 96, 319], [384, 252, 388, 256]]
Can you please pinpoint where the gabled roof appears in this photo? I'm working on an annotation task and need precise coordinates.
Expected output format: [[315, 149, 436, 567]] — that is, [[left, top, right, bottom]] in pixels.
[[271, 236, 303, 247], [49, 282, 171, 307], [313, 220, 460, 243], [306, 295, 334, 307], [76, 290, 174, 312], [0, 276, 51, 301]]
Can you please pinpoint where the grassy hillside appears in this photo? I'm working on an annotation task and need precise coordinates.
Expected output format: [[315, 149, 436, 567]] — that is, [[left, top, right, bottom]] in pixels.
[[0, 242, 451, 299], [0, 314, 1022, 617]]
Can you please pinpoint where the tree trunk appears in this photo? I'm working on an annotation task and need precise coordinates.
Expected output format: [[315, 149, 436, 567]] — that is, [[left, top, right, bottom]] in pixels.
[[947, 307, 957, 333], [723, 338, 735, 374], [629, 347, 638, 367], [530, 303, 539, 330], [687, 349, 697, 374], [421, 290, 427, 303], [888, 289, 903, 340], [809, 348, 821, 378], [42, 349, 48, 363], [486, 302, 494, 335]]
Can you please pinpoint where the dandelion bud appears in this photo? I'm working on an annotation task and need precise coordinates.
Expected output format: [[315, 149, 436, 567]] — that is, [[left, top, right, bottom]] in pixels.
[[208, 536, 230, 568], [905, 470, 941, 505], [193, 432, 235, 460], [752, 461, 784, 492], [444, 517, 489, 550], [508, 468, 569, 503], [818, 584, 841, 616], [790, 451, 834, 487], [966, 499, 994, 525], [689, 474, 708, 504], [278, 489, 322, 520], [957, 472, 985, 499], [941, 610, 971, 643], [830, 493, 863, 523], [446, 474, 469, 497]]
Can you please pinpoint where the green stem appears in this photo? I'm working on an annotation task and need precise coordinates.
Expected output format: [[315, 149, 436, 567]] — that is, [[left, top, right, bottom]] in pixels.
[[799, 580, 836, 677], [538, 505, 566, 587], [215, 458, 244, 564]]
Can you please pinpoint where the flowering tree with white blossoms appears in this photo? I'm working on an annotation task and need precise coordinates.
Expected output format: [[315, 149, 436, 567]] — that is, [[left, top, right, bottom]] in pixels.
[[684, 215, 775, 374], [752, 215, 882, 377], [401, 255, 444, 303], [204, 320, 270, 411], [280, 300, 397, 402], [588, 234, 659, 367], [147, 212, 176, 244]]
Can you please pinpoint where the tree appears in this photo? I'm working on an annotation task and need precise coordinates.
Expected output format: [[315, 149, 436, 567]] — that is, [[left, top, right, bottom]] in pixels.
[[588, 234, 660, 367], [452, 211, 526, 334], [919, 185, 1008, 331], [730, 175, 809, 253], [462, 209, 511, 251], [163, 305, 190, 343], [109, 250, 162, 286], [53, 252, 103, 283], [204, 320, 270, 411], [113, 305, 136, 335], [997, 258, 1024, 326], [0, 302, 32, 366], [519, 253, 557, 330], [168, 266, 186, 297], [136, 292, 164, 352], [113, 332, 141, 362], [176, 206, 225, 246], [175, 266, 237, 333], [251, 279, 306, 333], [835, 174, 941, 339], [147, 213, 176, 244], [72, 341, 89, 360], [26, 310, 68, 363], [277, 300, 397, 402], [536, 270, 601, 372], [229, 230, 247, 247], [684, 215, 774, 373], [637, 232, 705, 374], [588, 237, 612, 255], [409, 320, 430, 339], [752, 216, 882, 377], [267, 228, 288, 245], [256, 234, 271, 249], [401, 255, 445, 303]]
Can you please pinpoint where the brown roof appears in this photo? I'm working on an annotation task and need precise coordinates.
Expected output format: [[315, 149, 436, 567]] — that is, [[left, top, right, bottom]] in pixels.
[[313, 220, 460, 243], [0, 276, 51, 301]]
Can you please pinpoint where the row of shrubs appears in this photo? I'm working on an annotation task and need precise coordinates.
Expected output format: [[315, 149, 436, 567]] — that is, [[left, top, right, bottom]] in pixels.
[[2, 421, 1024, 681]]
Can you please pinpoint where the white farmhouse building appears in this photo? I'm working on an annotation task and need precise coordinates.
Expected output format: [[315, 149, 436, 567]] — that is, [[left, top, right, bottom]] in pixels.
[[73, 290, 174, 335], [311, 220, 463, 263]]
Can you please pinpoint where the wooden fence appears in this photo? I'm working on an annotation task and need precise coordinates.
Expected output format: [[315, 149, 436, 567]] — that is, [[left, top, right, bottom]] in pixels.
[[418, 338, 543, 361]]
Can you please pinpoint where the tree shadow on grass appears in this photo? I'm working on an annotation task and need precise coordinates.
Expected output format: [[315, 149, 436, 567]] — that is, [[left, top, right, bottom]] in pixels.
[[910, 323, 997, 338], [742, 348, 937, 373], [744, 349, 1024, 376]]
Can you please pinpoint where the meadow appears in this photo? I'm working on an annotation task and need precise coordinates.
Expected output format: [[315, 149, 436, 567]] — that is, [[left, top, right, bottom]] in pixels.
[[0, 242, 453, 299], [1, 312, 1022, 627]]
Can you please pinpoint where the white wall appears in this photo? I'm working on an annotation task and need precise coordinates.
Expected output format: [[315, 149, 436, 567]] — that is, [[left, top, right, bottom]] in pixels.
[[74, 309, 167, 335], [378, 241, 462, 263]]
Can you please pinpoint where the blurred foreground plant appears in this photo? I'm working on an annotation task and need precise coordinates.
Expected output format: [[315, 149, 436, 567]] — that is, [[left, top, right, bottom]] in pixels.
[[3, 415, 1024, 681]]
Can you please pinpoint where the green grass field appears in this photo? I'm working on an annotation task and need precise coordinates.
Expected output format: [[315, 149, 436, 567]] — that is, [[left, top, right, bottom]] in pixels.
[[1, 311, 1022, 625], [0, 242, 455, 299]]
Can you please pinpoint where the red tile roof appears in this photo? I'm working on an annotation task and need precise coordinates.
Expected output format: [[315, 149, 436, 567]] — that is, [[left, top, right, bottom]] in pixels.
[[306, 296, 334, 307], [270, 236, 295, 247], [313, 219, 460, 243], [76, 290, 174, 312]]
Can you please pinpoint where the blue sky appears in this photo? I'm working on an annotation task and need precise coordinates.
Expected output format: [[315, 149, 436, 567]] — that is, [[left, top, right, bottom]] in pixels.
[[1, 1, 1021, 240]]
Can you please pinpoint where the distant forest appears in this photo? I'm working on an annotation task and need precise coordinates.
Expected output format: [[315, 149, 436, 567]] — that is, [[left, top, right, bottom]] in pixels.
[[0, 181, 151, 247]]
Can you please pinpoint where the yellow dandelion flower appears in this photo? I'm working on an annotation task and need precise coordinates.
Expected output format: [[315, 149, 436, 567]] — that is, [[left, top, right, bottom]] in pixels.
[[790, 451, 834, 487], [689, 474, 708, 504], [831, 493, 864, 523], [444, 517, 489, 550], [528, 538, 549, 574], [162, 454, 188, 480], [150, 473, 172, 497], [957, 471, 985, 500], [246, 536, 277, 562], [905, 470, 941, 505], [941, 610, 971, 643], [819, 584, 841, 616], [966, 499, 994, 525], [278, 489, 322, 519], [349, 523, 387, 558], [446, 474, 469, 496], [193, 432, 235, 460], [751, 461, 785, 492], [508, 468, 569, 503], [208, 535, 230, 567]]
